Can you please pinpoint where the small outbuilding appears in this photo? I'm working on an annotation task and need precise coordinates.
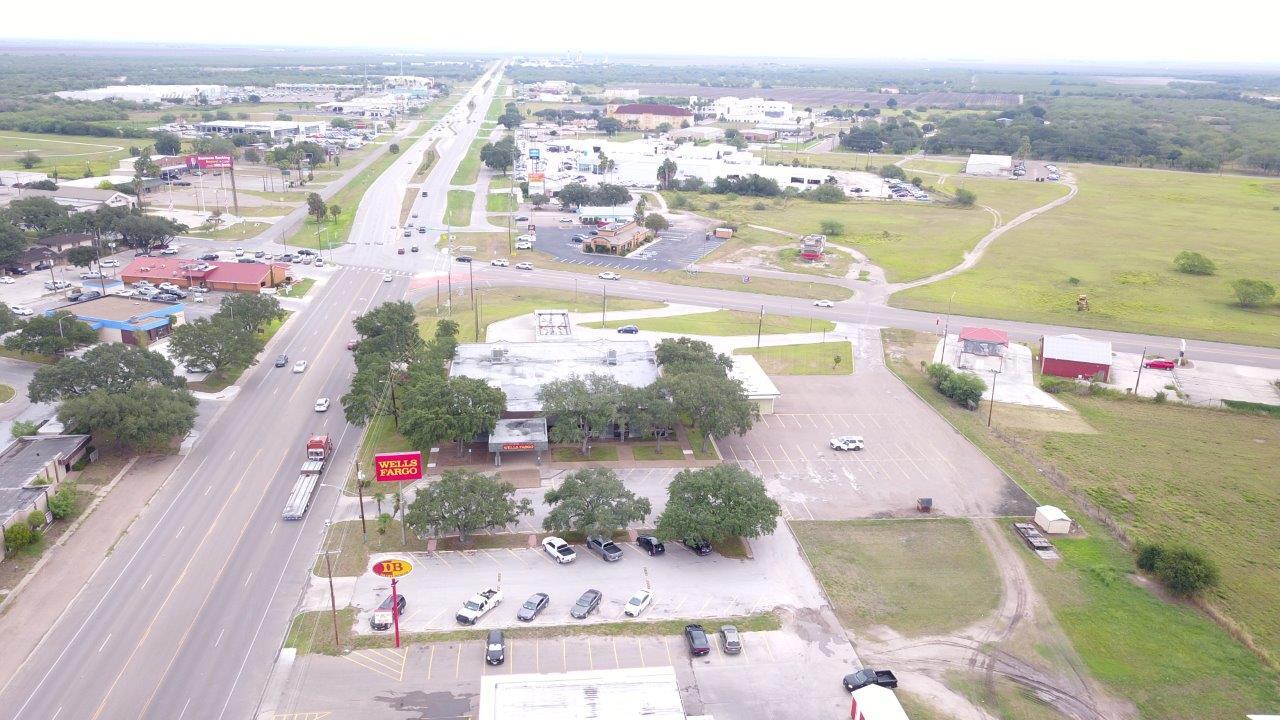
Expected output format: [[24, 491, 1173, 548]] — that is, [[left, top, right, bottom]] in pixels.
[[729, 354, 781, 415], [1034, 505, 1073, 535], [959, 327, 1009, 357], [850, 685, 910, 720], [965, 153, 1013, 176], [1041, 333, 1111, 382]]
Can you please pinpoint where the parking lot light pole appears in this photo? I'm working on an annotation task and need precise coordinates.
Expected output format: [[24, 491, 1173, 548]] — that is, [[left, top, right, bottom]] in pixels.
[[1133, 347, 1148, 396]]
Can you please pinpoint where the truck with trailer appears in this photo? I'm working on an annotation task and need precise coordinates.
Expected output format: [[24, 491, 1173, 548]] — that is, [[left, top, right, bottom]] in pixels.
[[281, 435, 334, 520]]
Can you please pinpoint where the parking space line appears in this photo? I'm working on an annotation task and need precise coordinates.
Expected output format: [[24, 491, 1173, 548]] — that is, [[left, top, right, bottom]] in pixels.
[[505, 548, 529, 566], [535, 638, 541, 672], [455, 643, 462, 678], [612, 637, 620, 668], [562, 638, 567, 669], [587, 638, 594, 668], [427, 645, 436, 679], [508, 639, 515, 673], [762, 634, 777, 661], [636, 637, 645, 667], [663, 636, 673, 666]]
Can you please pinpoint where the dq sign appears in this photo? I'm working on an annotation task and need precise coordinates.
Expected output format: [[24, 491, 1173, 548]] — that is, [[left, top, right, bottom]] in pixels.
[[374, 451, 423, 483], [371, 558, 413, 578]]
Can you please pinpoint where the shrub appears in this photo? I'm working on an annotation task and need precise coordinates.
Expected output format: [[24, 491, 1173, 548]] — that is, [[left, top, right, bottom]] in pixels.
[[751, 201, 768, 211], [1231, 278, 1276, 307], [819, 220, 845, 236], [808, 184, 845, 203], [4, 522, 34, 552], [671, 194, 688, 209], [953, 188, 977, 207], [1067, 276, 1080, 285], [878, 164, 906, 180], [1039, 376, 1082, 394], [1136, 543, 1164, 571], [923, 363, 986, 409], [388, 143, 400, 155], [11, 420, 39, 438], [1154, 546, 1220, 596], [911, 176, 923, 187], [1173, 250, 1216, 275], [1153, 390, 1168, 403], [48, 484, 77, 520], [707, 201, 720, 211]]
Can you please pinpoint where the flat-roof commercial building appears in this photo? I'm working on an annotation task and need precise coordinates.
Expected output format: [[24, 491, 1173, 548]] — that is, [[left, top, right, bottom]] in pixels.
[[0, 435, 92, 560], [194, 120, 327, 138], [965, 153, 1013, 176], [53, 295, 186, 345], [0, 186, 137, 213], [449, 340, 659, 414], [121, 258, 290, 293], [55, 84, 227, 104], [1041, 333, 1112, 382], [710, 96, 798, 123], [729, 355, 781, 415], [478, 667, 695, 720], [606, 103, 693, 131]]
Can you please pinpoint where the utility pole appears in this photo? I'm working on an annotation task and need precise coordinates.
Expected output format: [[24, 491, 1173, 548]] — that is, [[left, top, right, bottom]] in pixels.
[[321, 541, 341, 650], [987, 368, 1000, 427], [469, 262, 477, 341], [601, 285, 608, 327], [1133, 347, 1147, 396], [756, 305, 764, 348], [940, 291, 956, 361]]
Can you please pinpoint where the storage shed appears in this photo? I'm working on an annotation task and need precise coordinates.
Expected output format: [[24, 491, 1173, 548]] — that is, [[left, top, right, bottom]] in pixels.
[[959, 327, 1008, 357], [1034, 505, 1073, 535], [965, 153, 1013, 175], [1041, 334, 1111, 382]]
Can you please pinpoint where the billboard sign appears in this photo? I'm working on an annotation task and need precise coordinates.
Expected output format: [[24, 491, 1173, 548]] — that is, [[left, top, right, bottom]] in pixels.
[[529, 172, 545, 182], [371, 558, 413, 578], [529, 148, 541, 159], [185, 154, 234, 170], [374, 451, 423, 483]]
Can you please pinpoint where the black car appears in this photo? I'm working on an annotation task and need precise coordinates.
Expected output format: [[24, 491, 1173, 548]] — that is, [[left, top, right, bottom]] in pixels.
[[274, 354, 289, 368], [369, 592, 407, 630], [79, 290, 103, 302], [636, 535, 665, 556], [410, 245, 419, 252], [842, 669, 898, 692], [66, 291, 84, 302], [587, 229, 599, 236], [455, 255, 473, 263], [5, 267, 29, 276], [516, 592, 549, 622], [515, 215, 529, 221], [586, 536, 623, 562], [153, 292, 180, 302], [279, 253, 295, 262], [297, 249, 316, 256], [684, 624, 711, 656], [616, 325, 639, 334], [485, 629, 505, 665], [683, 539, 712, 556], [570, 589, 602, 619], [571, 234, 588, 243], [237, 258, 259, 264], [199, 253, 219, 261]]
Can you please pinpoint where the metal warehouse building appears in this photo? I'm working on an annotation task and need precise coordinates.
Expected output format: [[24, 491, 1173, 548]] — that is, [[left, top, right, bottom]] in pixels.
[[1041, 333, 1112, 382]]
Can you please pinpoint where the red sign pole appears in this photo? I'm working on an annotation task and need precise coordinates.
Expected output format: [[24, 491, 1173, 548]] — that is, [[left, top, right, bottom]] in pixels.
[[391, 576, 401, 648]]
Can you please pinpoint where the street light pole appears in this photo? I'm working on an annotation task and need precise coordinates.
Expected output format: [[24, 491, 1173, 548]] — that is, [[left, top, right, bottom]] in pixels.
[[987, 368, 1000, 427], [941, 291, 956, 362]]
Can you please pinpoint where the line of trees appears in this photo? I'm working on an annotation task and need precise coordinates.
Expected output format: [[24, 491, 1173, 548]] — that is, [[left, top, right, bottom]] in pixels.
[[168, 294, 286, 378], [555, 182, 632, 209], [0, 200, 186, 269]]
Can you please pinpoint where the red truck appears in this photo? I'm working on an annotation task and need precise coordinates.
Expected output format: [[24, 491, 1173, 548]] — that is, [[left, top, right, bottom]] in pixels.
[[282, 435, 334, 520]]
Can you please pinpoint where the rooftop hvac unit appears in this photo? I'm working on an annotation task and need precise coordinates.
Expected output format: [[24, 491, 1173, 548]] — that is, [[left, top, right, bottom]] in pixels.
[[605, 349, 618, 366], [491, 347, 508, 362]]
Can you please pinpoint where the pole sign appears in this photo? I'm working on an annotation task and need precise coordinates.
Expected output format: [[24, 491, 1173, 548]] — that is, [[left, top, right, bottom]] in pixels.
[[374, 451, 423, 483], [371, 558, 413, 578], [185, 154, 234, 170]]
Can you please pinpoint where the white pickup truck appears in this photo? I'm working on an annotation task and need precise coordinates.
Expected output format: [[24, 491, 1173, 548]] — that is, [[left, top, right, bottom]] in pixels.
[[455, 587, 503, 625]]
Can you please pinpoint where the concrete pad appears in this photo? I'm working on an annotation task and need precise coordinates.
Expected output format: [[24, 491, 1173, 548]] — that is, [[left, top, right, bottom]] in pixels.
[[934, 335, 1066, 411]]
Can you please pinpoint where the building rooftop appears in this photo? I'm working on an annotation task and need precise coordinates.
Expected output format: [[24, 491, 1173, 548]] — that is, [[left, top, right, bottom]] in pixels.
[[613, 103, 692, 117], [478, 667, 687, 720], [534, 309, 572, 341], [960, 327, 1009, 345], [0, 435, 91, 523], [489, 418, 548, 446], [729, 354, 781, 400], [1042, 333, 1112, 365], [122, 258, 286, 285], [58, 295, 182, 324], [450, 340, 659, 413]]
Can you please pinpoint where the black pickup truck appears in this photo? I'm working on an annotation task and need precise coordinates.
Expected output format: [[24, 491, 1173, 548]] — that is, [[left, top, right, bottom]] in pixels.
[[842, 668, 898, 692]]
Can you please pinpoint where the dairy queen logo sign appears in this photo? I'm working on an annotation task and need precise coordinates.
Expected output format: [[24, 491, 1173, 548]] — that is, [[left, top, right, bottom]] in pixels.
[[374, 451, 424, 483]]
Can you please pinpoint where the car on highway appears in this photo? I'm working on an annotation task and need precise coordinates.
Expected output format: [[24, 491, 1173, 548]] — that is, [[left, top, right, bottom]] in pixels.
[[397, 247, 405, 255], [8, 304, 33, 316], [292, 360, 308, 374], [542, 536, 577, 564], [0, 276, 13, 284], [456, 255, 473, 263], [636, 535, 665, 555], [515, 215, 529, 221], [411, 212, 419, 218], [683, 538, 712, 556], [570, 589, 602, 619], [514, 262, 533, 271], [813, 299, 834, 308], [402, 230, 411, 237], [623, 589, 652, 617], [830, 435, 866, 451], [516, 593, 549, 621], [315, 398, 330, 412], [383, 274, 393, 282], [684, 624, 711, 656], [234, 248, 244, 257], [1143, 358, 1176, 370], [586, 535, 623, 562], [274, 354, 289, 367], [720, 625, 743, 654], [485, 629, 505, 665], [616, 325, 639, 334], [253, 250, 265, 258], [411, 245, 419, 252], [491, 259, 509, 267], [598, 271, 620, 280], [515, 241, 532, 250]]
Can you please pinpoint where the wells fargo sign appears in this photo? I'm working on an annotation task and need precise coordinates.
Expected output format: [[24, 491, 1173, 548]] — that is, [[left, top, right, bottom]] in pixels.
[[501, 442, 535, 451], [374, 451, 423, 482]]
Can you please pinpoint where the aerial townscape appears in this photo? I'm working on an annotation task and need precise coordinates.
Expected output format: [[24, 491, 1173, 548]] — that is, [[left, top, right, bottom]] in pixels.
[[0, 5, 1279, 720]]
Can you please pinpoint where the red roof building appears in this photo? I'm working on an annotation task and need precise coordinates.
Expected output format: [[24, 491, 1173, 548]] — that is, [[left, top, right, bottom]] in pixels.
[[959, 327, 1008, 357], [121, 258, 290, 293]]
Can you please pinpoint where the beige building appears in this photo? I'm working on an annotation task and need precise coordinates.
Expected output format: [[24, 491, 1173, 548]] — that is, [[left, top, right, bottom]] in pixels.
[[606, 103, 693, 131]]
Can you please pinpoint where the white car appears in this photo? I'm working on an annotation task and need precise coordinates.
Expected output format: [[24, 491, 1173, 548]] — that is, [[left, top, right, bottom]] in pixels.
[[813, 299, 834, 308], [159, 248, 179, 255], [8, 304, 33, 316], [314, 259, 325, 267], [0, 277, 14, 284], [598, 271, 620, 280], [108, 288, 136, 297], [515, 241, 532, 250], [558, 218, 574, 226], [515, 262, 533, 270], [99, 259, 120, 268], [491, 259, 509, 267], [292, 360, 308, 374], [624, 589, 653, 618], [829, 435, 866, 451], [516, 234, 534, 243], [80, 271, 104, 280], [315, 397, 331, 412], [159, 282, 179, 291], [541, 536, 577, 564], [383, 274, 393, 283], [234, 248, 245, 257]]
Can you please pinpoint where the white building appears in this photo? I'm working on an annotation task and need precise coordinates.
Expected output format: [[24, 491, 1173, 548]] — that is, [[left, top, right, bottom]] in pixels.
[[1034, 505, 1073, 535], [56, 84, 227, 104], [711, 96, 799, 123], [604, 87, 641, 100], [729, 355, 781, 415], [965, 153, 1013, 176], [194, 120, 327, 139], [318, 94, 406, 117], [479, 667, 693, 720]]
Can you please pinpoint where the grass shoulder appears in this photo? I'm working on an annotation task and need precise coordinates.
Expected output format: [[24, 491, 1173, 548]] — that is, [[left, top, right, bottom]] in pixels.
[[582, 309, 833, 336], [552, 445, 619, 462]]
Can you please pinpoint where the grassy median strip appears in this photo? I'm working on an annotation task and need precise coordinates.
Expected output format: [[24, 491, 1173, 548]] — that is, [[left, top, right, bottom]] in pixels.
[[735, 341, 853, 375], [444, 189, 474, 226], [583, 309, 833, 336], [277, 278, 315, 298], [0, 383, 15, 403], [451, 139, 489, 186]]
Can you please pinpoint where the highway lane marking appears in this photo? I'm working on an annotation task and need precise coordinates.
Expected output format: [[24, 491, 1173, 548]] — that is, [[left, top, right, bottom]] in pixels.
[[140, 573, 153, 591], [243, 572, 253, 587], [204, 485, 212, 496], [89, 449, 267, 720], [427, 645, 436, 679], [0, 454, 210, 718], [636, 637, 645, 666], [174, 525, 184, 539], [50, 708, 61, 720], [663, 636, 673, 665], [176, 697, 191, 720], [214, 628, 225, 648], [97, 634, 111, 653], [455, 642, 462, 678]]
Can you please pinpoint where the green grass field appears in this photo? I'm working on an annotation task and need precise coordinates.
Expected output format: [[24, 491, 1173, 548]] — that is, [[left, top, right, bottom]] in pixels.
[[0, 131, 138, 177], [0, 383, 14, 403], [582, 309, 833, 336], [707, 225, 854, 278], [277, 277, 316, 298], [486, 192, 516, 213], [792, 519, 1000, 637], [901, 158, 966, 175], [552, 445, 620, 462], [442, 231, 514, 260], [735, 341, 853, 375], [894, 164, 1280, 346], [444, 189, 474, 226], [762, 150, 905, 172], [416, 286, 662, 343], [451, 139, 488, 186], [882, 329, 1280, 718], [670, 192, 993, 282], [944, 175, 1071, 221], [186, 221, 271, 242]]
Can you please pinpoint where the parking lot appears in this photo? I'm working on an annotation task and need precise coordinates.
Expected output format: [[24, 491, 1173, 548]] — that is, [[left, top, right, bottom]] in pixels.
[[270, 621, 857, 720], [719, 328, 1037, 520], [528, 217, 724, 272]]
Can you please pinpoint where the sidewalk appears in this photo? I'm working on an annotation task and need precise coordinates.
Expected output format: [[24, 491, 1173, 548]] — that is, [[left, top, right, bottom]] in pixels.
[[0, 453, 180, 688]]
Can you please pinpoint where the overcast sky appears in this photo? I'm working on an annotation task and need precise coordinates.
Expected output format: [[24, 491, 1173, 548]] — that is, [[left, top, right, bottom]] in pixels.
[[5, 0, 1280, 68]]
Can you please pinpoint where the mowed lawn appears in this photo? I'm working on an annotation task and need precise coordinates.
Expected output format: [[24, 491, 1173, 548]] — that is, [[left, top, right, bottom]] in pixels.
[[735, 341, 853, 375], [942, 175, 1071, 221], [893, 165, 1280, 346], [444, 189, 474, 226], [792, 519, 1000, 637], [582, 309, 833, 336], [0, 131, 136, 176], [416, 287, 662, 343], [1003, 394, 1280, 662], [670, 192, 994, 282]]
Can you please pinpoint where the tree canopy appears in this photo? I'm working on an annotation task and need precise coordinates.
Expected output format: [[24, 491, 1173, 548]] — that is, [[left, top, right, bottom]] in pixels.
[[29, 344, 182, 403], [542, 467, 651, 537], [655, 464, 779, 544], [404, 469, 532, 543], [58, 385, 197, 452], [3, 311, 97, 356], [654, 337, 731, 376]]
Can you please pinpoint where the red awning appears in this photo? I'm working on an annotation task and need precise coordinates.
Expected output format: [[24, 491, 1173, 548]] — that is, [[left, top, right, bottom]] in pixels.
[[959, 327, 1009, 345]]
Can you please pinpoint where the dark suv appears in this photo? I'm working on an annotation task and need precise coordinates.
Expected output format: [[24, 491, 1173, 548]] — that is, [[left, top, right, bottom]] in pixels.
[[274, 354, 289, 368], [637, 535, 665, 556], [485, 629, 505, 665], [586, 536, 623, 562], [684, 624, 711, 656]]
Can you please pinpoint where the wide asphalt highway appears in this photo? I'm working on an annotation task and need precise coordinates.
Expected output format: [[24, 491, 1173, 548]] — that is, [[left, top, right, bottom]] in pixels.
[[0, 67, 502, 720]]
